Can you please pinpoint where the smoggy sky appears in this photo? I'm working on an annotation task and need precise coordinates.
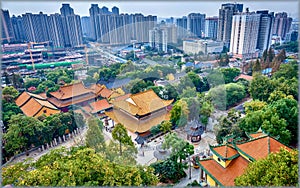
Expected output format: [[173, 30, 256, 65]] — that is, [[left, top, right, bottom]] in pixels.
[[2, 1, 299, 19]]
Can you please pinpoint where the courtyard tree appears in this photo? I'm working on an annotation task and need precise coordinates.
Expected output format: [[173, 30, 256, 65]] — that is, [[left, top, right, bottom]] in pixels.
[[112, 124, 134, 156], [85, 117, 106, 153]]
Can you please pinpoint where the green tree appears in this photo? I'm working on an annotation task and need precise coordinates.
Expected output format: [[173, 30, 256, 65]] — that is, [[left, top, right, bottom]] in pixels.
[[111, 124, 133, 156], [3, 147, 158, 186], [272, 61, 298, 80], [162, 132, 194, 163], [85, 117, 106, 153], [249, 73, 274, 102], [4, 114, 46, 155], [159, 121, 172, 133], [24, 78, 41, 89], [2, 86, 19, 99], [214, 109, 244, 144], [252, 58, 261, 72], [220, 68, 240, 84], [244, 100, 267, 114], [170, 99, 189, 127], [2, 100, 22, 126], [235, 148, 298, 186]]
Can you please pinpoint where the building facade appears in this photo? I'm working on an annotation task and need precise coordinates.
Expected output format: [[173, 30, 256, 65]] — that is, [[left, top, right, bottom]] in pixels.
[[176, 16, 188, 39], [230, 12, 261, 59], [256, 10, 274, 51], [205, 17, 218, 39], [11, 15, 25, 42], [188, 13, 206, 38], [1, 9, 15, 43], [272, 12, 293, 40], [217, 3, 243, 46], [183, 39, 224, 55], [149, 27, 168, 52]]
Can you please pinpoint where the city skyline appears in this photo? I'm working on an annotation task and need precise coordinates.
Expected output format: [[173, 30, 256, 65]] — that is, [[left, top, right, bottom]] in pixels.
[[2, 1, 299, 19]]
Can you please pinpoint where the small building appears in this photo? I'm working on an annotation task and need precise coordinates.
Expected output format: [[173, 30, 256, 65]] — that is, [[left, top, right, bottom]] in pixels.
[[15, 91, 60, 117], [197, 129, 292, 186], [185, 119, 204, 142], [105, 89, 173, 134]]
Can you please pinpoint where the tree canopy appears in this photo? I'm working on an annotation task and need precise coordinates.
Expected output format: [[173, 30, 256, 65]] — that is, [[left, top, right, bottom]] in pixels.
[[2, 147, 159, 186], [235, 148, 298, 186]]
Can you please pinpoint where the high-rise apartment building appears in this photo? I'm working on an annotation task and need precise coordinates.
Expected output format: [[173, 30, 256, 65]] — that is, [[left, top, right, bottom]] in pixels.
[[112, 6, 119, 15], [149, 27, 168, 52], [1, 9, 15, 43], [205, 17, 218, 39], [22, 12, 50, 43], [217, 3, 243, 46], [48, 13, 65, 47], [60, 4, 83, 47], [160, 24, 177, 44], [256, 10, 274, 51], [89, 4, 156, 44], [89, 4, 101, 41], [272, 12, 293, 40], [11, 15, 25, 42], [230, 12, 261, 59], [187, 13, 206, 38], [176, 16, 188, 39], [81, 16, 91, 38]]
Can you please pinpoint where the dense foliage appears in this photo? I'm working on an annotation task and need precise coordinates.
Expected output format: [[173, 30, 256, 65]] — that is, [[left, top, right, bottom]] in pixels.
[[2, 147, 158, 186], [235, 148, 298, 186]]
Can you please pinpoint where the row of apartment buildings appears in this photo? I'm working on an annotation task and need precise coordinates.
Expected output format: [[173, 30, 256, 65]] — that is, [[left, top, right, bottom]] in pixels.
[[1, 3, 296, 55]]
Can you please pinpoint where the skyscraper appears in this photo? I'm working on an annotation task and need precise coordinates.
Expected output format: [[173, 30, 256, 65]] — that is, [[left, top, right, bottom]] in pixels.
[[11, 15, 25, 42], [187, 13, 206, 38], [205, 17, 218, 39], [89, 4, 101, 41], [60, 4, 74, 16], [217, 3, 243, 46], [1, 9, 15, 43], [22, 12, 50, 43], [176, 16, 188, 39], [60, 4, 83, 47], [230, 12, 261, 59], [272, 12, 293, 40], [149, 27, 168, 52], [112, 6, 119, 15], [48, 13, 65, 47], [256, 10, 274, 51], [81, 16, 91, 38]]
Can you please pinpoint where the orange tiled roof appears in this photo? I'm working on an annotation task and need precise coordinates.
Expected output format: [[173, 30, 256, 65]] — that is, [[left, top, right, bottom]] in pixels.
[[211, 144, 239, 160], [89, 84, 114, 98], [99, 87, 114, 98], [15, 91, 45, 107], [50, 82, 94, 100], [114, 89, 173, 116], [249, 132, 267, 139], [105, 108, 171, 133], [20, 97, 59, 117], [199, 156, 249, 186], [235, 136, 291, 161], [47, 93, 96, 108], [112, 93, 131, 102], [90, 99, 112, 113], [234, 74, 253, 81]]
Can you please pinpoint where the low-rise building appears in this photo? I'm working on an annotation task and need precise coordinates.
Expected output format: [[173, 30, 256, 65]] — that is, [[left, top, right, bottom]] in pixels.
[[15, 91, 60, 117], [183, 39, 224, 55]]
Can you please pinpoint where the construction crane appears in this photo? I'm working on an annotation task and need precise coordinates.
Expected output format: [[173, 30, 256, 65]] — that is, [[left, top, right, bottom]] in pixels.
[[27, 41, 50, 72]]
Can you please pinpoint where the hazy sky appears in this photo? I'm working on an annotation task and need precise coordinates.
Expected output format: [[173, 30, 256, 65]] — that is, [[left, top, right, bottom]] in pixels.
[[2, 1, 299, 19]]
